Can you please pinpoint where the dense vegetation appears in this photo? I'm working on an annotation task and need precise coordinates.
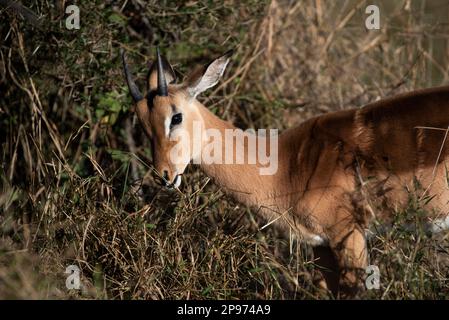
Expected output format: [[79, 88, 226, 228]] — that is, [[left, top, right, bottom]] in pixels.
[[1, 0, 449, 299]]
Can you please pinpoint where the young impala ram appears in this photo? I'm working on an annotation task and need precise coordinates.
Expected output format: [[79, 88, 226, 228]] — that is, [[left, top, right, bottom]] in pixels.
[[121, 48, 449, 297]]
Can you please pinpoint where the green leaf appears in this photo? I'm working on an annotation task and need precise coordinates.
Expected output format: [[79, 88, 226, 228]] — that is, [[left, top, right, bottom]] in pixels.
[[106, 148, 131, 163], [146, 223, 156, 230], [108, 13, 126, 26]]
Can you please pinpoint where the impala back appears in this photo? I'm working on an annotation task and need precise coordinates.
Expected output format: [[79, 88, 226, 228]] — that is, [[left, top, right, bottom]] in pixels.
[[281, 85, 449, 233]]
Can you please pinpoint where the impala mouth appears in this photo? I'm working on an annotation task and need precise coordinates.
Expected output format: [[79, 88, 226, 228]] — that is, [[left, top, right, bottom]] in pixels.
[[154, 171, 182, 189], [173, 174, 182, 188], [162, 174, 182, 189]]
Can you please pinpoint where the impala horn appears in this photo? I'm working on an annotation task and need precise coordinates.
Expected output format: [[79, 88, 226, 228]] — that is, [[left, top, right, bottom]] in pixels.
[[156, 47, 168, 96], [121, 49, 143, 102]]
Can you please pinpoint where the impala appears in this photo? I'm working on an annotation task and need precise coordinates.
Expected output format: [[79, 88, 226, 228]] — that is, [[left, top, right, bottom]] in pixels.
[[121, 48, 449, 297]]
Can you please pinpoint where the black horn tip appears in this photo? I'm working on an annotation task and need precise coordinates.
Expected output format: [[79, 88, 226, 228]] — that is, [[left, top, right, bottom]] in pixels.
[[121, 48, 143, 103], [156, 46, 168, 96], [223, 49, 234, 58]]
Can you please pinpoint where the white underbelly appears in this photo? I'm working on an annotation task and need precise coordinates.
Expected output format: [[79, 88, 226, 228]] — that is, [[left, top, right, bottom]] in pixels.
[[296, 216, 449, 247], [427, 216, 449, 233], [302, 233, 329, 246], [365, 215, 449, 239]]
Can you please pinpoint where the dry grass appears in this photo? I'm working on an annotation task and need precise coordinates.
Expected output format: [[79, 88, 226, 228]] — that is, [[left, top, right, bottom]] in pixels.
[[1, 0, 449, 299]]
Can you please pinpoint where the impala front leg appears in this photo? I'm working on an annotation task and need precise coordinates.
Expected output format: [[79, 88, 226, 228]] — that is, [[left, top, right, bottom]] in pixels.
[[329, 224, 368, 298], [312, 245, 340, 296]]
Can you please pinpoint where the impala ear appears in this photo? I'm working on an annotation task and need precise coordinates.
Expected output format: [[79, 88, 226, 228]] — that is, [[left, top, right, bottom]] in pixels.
[[185, 50, 233, 98], [147, 54, 176, 92]]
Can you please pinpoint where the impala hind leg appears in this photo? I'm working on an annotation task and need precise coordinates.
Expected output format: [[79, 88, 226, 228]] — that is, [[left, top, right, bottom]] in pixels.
[[329, 226, 368, 298]]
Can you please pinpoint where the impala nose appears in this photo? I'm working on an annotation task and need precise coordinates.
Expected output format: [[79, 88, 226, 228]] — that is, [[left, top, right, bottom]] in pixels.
[[156, 169, 171, 187], [154, 168, 181, 188]]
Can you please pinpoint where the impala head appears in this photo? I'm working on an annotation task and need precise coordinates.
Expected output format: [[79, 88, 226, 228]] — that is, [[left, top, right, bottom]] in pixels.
[[121, 48, 232, 188]]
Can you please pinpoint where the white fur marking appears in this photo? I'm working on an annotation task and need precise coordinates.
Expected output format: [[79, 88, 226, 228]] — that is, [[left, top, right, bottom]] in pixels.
[[173, 175, 182, 188], [309, 235, 327, 246], [301, 234, 328, 246], [428, 216, 449, 233], [164, 117, 171, 137]]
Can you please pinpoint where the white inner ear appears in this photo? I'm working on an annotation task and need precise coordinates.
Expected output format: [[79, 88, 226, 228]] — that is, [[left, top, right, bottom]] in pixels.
[[189, 58, 229, 98], [164, 116, 171, 137]]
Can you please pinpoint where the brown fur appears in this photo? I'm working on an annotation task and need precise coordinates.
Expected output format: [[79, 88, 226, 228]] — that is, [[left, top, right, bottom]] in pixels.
[[127, 55, 449, 297]]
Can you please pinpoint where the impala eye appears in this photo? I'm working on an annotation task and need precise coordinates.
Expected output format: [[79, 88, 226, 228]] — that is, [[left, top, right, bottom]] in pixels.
[[170, 113, 183, 128]]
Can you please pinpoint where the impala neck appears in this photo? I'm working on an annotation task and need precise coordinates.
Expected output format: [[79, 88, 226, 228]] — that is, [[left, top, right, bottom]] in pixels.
[[195, 100, 288, 211]]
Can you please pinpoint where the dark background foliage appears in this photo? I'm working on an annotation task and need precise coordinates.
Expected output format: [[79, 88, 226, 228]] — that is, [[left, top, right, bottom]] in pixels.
[[1, 0, 449, 299]]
